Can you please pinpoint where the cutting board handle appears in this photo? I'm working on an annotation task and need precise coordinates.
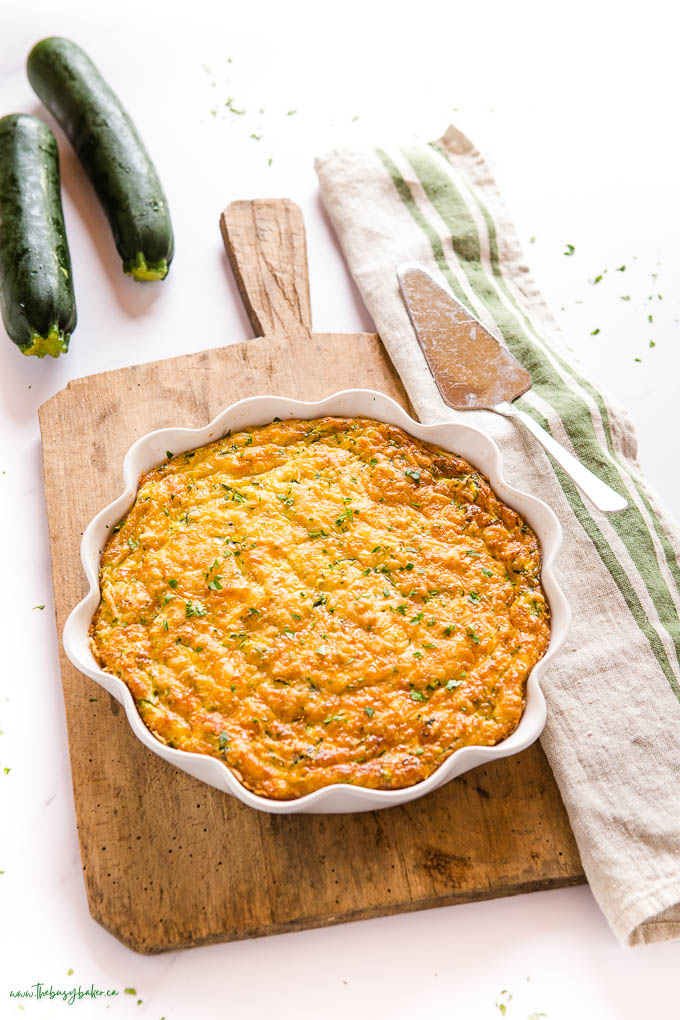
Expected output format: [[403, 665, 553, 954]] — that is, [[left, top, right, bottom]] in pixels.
[[220, 198, 312, 338]]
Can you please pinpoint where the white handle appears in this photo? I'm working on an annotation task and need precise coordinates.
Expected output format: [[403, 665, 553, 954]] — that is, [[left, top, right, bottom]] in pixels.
[[500, 404, 627, 513]]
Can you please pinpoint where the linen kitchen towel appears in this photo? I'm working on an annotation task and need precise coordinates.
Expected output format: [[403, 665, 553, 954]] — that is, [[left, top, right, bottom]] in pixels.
[[315, 125, 680, 946]]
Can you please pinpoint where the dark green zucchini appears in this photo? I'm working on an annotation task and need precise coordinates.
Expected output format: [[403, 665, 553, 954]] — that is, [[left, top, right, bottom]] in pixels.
[[0, 114, 76, 358], [27, 36, 174, 282]]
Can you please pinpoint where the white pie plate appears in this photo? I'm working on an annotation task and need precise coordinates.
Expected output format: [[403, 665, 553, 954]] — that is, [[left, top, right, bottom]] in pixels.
[[63, 388, 569, 814]]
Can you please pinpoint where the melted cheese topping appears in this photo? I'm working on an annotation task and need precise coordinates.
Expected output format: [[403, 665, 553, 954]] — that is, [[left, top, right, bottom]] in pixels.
[[90, 417, 550, 800]]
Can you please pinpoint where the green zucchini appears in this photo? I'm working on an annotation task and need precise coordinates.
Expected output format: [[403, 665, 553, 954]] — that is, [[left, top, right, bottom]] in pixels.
[[27, 36, 174, 282], [0, 114, 76, 358]]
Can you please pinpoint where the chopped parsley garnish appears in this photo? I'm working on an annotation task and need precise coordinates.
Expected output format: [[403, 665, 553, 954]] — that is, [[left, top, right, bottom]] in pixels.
[[127, 537, 139, 550], [166, 451, 174, 459], [410, 689, 425, 702], [208, 577, 223, 590], [467, 626, 480, 643], [364, 706, 375, 718], [313, 594, 328, 606], [335, 507, 355, 528], [222, 484, 246, 503], [219, 731, 230, 748], [168, 579, 178, 588], [446, 678, 463, 690], [404, 468, 421, 483], [410, 612, 424, 623], [482, 568, 493, 577], [465, 550, 481, 557], [469, 591, 480, 603], [443, 625, 455, 636], [185, 600, 207, 618]]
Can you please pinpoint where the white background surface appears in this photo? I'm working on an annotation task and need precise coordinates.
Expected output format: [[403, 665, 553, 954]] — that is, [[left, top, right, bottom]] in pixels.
[[1, 1, 679, 1017]]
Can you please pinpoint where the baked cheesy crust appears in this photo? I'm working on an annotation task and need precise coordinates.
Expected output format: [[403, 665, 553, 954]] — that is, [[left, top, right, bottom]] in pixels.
[[90, 416, 550, 800]]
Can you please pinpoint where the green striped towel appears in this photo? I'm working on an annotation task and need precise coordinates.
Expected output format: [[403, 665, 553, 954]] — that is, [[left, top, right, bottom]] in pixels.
[[316, 124, 680, 946]]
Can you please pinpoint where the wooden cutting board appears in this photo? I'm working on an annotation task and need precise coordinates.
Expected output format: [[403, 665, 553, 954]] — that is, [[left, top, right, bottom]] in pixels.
[[39, 199, 584, 955]]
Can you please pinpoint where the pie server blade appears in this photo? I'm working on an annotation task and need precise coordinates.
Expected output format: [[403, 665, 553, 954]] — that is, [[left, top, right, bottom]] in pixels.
[[397, 262, 627, 513]]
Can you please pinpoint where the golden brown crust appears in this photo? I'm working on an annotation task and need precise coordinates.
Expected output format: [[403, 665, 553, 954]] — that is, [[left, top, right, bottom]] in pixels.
[[90, 417, 550, 800]]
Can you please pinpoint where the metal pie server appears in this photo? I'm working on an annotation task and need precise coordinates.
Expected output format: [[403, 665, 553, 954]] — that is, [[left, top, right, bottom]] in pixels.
[[397, 263, 627, 513]]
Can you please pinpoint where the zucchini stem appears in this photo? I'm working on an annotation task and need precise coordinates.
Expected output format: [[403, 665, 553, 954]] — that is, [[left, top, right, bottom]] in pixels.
[[124, 252, 169, 282], [20, 328, 70, 358]]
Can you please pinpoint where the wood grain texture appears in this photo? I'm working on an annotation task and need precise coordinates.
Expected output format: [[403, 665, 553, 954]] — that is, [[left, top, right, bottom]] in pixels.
[[220, 199, 312, 337], [39, 200, 584, 954]]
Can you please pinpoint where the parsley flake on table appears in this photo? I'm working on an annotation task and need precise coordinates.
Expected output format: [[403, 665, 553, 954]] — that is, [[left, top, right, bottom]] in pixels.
[[590, 328, 600, 335], [32, 604, 45, 611], [563, 243, 575, 256], [225, 97, 245, 114]]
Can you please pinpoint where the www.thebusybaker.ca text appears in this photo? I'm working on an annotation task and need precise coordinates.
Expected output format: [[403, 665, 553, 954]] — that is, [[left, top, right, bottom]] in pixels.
[[9, 983, 119, 1006]]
